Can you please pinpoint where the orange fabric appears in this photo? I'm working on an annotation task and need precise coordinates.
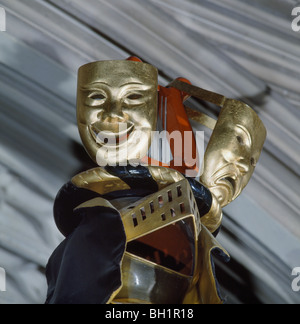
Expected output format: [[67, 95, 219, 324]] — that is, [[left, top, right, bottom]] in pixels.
[[125, 56, 199, 175], [154, 82, 199, 175]]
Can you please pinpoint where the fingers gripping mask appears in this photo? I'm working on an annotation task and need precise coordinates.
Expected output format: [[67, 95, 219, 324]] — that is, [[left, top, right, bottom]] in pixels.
[[77, 60, 158, 166]]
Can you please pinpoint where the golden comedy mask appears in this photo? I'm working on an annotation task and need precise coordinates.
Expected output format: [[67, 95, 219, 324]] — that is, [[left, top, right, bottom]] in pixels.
[[77, 60, 158, 166]]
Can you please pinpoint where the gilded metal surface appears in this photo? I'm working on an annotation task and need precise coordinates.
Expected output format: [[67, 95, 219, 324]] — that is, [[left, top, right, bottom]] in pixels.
[[72, 167, 130, 195], [201, 100, 267, 207], [72, 166, 222, 234], [114, 252, 192, 304], [199, 193, 223, 234], [119, 179, 201, 242], [169, 79, 267, 207], [185, 107, 217, 130], [115, 224, 229, 305], [168, 79, 226, 106], [74, 197, 117, 211], [77, 60, 158, 166], [74, 177, 227, 304], [183, 225, 230, 304], [147, 166, 185, 190], [73, 178, 203, 303], [116, 179, 201, 303]]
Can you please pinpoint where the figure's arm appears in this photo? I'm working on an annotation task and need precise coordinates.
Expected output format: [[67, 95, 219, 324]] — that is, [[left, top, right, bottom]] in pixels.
[[46, 182, 126, 304]]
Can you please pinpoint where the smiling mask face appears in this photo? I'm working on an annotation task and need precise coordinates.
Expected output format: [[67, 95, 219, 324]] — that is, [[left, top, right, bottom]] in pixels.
[[201, 100, 267, 207], [77, 60, 158, 166]]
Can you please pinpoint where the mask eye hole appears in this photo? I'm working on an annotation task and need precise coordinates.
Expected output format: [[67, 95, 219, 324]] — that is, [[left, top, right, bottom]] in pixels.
[[251, 157, 256, 167], [90, 93, 106, 101], [127, 93, 143, 100], [237, 136, 244, 145]]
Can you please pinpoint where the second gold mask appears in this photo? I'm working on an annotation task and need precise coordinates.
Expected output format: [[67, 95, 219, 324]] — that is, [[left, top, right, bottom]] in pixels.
[[201, 100, 267, 207]]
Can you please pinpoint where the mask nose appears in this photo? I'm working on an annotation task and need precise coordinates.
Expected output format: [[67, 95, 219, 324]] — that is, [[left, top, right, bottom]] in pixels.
[[235, 157, 250, 175], [98, 99, 126, 123]]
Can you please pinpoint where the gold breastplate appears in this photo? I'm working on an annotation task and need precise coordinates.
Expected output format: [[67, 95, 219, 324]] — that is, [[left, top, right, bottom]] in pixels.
[[72, 166, 229, 304]]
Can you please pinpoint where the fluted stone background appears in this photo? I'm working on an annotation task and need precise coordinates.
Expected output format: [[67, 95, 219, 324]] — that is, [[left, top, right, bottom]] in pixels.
[[0, 0, 299, 304]]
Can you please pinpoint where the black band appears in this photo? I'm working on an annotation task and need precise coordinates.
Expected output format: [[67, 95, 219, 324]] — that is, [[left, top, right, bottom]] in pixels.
[[54, 166, 214, 237]]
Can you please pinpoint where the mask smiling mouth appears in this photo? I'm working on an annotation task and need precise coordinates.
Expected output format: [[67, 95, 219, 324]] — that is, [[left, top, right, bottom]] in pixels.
[[89, 122, 134, 146]]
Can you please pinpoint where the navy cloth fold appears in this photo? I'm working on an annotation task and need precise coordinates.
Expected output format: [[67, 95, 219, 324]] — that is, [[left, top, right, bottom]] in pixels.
[[45, 206, 126, 304]]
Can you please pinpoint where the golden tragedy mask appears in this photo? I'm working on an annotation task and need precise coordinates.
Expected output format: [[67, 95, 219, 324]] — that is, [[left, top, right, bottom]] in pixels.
[[168, 80, 267, 208], [200, 101, 267, 207], [77, 60, 158, 166]]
